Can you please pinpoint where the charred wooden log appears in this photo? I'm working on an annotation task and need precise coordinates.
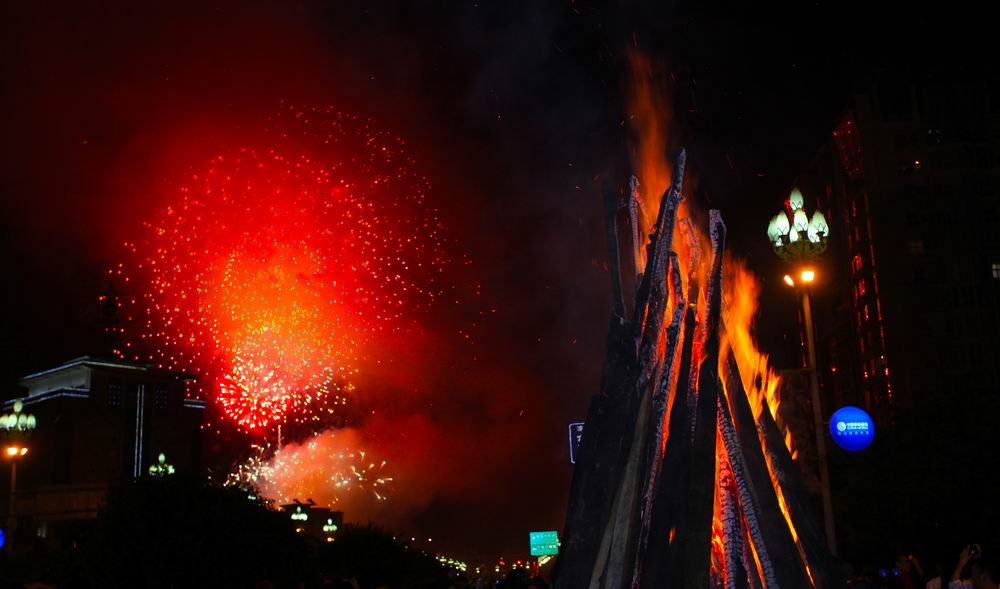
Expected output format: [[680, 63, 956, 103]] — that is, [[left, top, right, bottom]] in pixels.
[[757, 395, 846, 589], [680, 211, 725, 589], [678, 218, 704, 442], [628, 175, 645, 283], [718, 384, 778, 588], [743, 518, 764, 589], [638, 208, 706, 588], [719, 445, 747, 589], [638, 284, 699, 588], [630, 253, 686, 585], [723, 353, 808, 588]]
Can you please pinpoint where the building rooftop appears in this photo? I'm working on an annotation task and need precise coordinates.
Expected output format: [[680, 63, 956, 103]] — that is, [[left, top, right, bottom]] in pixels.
[[19, 356, 195, 385]]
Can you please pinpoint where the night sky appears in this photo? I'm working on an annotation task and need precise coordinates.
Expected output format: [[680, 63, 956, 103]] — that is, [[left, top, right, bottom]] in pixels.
[[1, 0, 991, 562]]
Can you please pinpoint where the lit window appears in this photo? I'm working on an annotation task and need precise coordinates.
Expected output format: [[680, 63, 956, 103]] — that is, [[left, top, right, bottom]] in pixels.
[[858, 279, 866, 297], [992, 262, 1000, 279]]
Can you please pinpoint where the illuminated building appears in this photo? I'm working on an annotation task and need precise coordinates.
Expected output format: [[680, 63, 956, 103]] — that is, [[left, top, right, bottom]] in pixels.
[[0, 356, 203, 546], [794, 77, 1000, 420]]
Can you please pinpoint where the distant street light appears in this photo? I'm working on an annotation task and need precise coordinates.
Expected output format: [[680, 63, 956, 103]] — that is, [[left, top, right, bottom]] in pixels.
[[768, 189, 837, 556], [0, 400, 36, 434], [2, 400, 34, 557], [148, 452, 176, 477]]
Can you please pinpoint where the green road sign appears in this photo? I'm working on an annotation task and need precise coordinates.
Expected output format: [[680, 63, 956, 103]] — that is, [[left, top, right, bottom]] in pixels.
[[529, 530, 559, 556]]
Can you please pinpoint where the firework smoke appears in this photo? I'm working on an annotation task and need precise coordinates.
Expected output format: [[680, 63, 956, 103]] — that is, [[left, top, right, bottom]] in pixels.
[[227, 428, 392, 511]]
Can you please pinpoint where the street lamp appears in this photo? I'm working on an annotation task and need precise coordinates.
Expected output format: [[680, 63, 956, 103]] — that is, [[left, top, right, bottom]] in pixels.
[[767, 188, 829, 263], [1, 400, 35, 557], [148, 452, 176, 477], [768, 189, 838, 556], [0, 400, 36, 433]]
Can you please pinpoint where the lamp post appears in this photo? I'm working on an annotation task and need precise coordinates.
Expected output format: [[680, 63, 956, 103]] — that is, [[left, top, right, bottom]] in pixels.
[[1, 400, 35, 556], [148, 452, 176, 477], [767, 189, 838, 556]]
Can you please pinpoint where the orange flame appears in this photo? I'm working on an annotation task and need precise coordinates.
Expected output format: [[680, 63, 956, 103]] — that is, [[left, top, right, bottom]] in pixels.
[[627, 53, 673, 216], [628, 50, 811, 586], [719, 256, 789, 453], [627, 51, 790, 453]]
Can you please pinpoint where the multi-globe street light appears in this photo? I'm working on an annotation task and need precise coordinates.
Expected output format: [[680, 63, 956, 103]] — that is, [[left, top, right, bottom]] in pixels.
[[767, 189, 837, 556], [767, 188, 830, 262], [1, 399, 35, 556]]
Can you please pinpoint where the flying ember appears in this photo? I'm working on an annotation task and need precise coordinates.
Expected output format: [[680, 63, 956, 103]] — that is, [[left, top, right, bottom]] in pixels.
[[112, 107, 452, 430]]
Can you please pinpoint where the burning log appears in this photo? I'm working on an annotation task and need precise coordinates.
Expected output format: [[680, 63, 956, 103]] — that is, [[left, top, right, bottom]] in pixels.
[[756, 392, 845, 589], [722, 353, 806, 588], [679, 217, 704, 442], [631, 151, 685, 339], [718, 379, 778, 588], [719, 445, 747, 589], [681, 211, 725, 589], [638, 277, 699, 588], [631, 253, 686, 582], [628, 175, 645, 283], [743, 513, 765, 589]]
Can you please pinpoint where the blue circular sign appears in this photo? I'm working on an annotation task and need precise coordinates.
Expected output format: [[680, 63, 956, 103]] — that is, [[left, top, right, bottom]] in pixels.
[[829, 406, 875, 451]]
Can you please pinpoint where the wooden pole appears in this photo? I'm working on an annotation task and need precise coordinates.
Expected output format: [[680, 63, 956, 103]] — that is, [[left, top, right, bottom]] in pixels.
[[719, 443, 748, 589], [758, 395, 846, 589], [630, 254, 686, 585], [680, 211, 725, 589], [723, 353, 808, 588]]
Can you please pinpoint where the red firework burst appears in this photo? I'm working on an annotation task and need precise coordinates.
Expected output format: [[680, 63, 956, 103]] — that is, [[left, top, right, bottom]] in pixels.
[[112, 107, 451, 430]]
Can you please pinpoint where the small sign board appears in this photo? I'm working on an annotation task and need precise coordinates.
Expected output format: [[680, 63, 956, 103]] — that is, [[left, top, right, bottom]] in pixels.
[[829, 406, 875, 452], [530, 530, 560, 556], [568, 422, 584, 464]]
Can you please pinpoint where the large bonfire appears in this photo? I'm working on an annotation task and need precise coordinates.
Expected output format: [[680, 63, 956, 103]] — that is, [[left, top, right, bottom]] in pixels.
[[554, 60, 842, 589]]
